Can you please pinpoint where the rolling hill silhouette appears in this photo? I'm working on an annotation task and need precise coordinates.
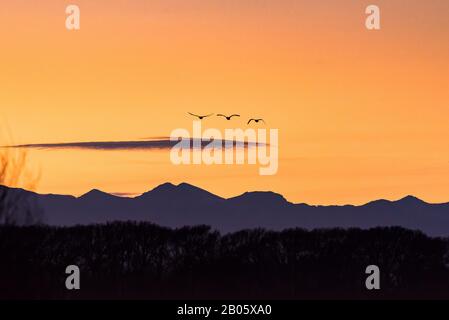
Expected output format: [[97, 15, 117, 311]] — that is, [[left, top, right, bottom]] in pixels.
[[2, 183, 449, 236]]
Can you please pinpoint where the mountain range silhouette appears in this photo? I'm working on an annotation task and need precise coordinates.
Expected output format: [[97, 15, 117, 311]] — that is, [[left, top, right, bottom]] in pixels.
[[2, 183, 449, 236]]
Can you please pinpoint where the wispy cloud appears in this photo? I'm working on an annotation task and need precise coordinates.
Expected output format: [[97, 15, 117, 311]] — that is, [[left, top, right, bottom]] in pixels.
[[5, 137, 262, 151], [110, 192, 141, 197]]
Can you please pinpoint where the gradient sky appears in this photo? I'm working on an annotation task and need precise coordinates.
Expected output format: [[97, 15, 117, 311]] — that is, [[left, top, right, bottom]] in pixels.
[[1, 0, 448, 204]]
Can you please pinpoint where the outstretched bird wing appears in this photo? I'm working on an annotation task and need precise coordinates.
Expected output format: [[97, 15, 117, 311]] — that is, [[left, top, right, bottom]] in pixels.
[[259, 119, 266, 124], [230, 114, 240, 118], [216, 114, 226, 117], [204, 113, 214, 118], [188, 112, 200, 118], [247, 119, 255, 124]]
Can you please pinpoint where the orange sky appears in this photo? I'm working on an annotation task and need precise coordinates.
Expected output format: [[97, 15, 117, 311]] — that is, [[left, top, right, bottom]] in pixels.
[[1, 0, 448, 204]]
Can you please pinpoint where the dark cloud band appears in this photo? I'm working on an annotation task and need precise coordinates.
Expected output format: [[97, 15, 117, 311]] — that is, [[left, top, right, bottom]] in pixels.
[[6, 138, 263, 151]]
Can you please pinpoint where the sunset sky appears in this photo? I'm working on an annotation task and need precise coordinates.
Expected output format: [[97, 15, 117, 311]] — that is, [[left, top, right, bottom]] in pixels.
[[1, 0, 448, 204]]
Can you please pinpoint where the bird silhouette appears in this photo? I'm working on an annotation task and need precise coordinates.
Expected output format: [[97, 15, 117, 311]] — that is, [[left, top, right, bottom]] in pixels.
[[188, 112, 214, 120], [217, 114, 240, 120], [247, 118, 266, 125]]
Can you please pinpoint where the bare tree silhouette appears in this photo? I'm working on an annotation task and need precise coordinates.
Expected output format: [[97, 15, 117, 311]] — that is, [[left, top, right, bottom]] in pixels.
[[0, 130, 42, 225]]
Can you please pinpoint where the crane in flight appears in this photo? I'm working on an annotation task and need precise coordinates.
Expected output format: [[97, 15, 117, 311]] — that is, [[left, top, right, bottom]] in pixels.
[[217, 114, 240, 120], [188, 112, 214, 120], [247, 118, 266, 125]]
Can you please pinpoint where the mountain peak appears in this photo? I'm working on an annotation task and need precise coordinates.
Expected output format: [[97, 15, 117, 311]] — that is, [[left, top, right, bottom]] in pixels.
[[146, 182, 198, 194], [177, 182, 210, 193], [79, 189, 114, 200], [178, 182, 196, 188], [139, 182, 223, 201], [396, 195, 427, 205], [229, 191, 288, 205], [150, 182, 177, 192]]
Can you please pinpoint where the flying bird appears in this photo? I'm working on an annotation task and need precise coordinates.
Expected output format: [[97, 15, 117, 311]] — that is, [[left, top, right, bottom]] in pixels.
[[247, 118, 266, 125], [188, 112, 214, 120], [217, 114, 240, 120]]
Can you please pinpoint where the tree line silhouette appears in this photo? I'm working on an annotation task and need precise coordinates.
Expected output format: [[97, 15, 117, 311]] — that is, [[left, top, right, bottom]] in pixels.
[[0, 222, 448, 299]]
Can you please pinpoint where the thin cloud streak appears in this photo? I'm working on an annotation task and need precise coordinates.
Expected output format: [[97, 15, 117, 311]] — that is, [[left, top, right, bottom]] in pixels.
[[5, 138, 263, 151], [110, 192, 141, 197]]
